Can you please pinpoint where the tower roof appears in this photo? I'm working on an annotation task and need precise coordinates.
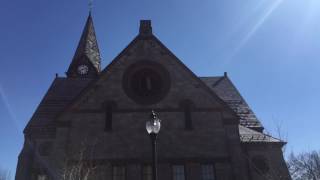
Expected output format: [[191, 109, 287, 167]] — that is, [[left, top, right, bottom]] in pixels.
[[66, 13, 101, 76]]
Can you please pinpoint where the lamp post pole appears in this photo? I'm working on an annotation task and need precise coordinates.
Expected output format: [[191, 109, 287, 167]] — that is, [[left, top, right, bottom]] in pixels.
[[150, 132, 158, 180], [146, 110, 161, 180]]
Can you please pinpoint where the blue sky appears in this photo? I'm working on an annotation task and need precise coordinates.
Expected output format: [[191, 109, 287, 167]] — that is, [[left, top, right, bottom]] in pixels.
[[1, 0, 320, 176]]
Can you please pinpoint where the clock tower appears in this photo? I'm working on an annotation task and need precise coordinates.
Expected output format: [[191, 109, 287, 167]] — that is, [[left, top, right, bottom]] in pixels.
[[66, 13, 101, 78]]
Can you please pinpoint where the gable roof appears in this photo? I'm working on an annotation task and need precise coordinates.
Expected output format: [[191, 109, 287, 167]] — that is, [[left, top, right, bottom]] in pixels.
[[24, 20, 277, 144], [25, 76, 280, 144], [55, 31, 240, 122], [201, 76, 264, 132]]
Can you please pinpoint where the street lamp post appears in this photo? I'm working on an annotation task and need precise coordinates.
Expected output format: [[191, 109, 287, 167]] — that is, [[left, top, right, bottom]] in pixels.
[[146, 110, 161, 180]]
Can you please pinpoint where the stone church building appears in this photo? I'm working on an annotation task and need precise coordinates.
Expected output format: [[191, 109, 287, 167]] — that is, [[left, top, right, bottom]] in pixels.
[[15, 14, 291, 180]]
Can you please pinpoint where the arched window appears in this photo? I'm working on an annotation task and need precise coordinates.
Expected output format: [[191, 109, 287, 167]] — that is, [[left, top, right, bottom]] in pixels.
[[179, 99, 195, 130], [103, 100, 117, 131]]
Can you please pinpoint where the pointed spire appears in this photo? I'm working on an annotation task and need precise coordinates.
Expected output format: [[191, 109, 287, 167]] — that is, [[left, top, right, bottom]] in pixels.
[[88, 0, 93, 13], [66, 13, 101, 78]]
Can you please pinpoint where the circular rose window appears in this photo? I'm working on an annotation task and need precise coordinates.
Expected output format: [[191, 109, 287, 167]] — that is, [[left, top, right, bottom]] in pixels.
[[122, 61, 170, 105]]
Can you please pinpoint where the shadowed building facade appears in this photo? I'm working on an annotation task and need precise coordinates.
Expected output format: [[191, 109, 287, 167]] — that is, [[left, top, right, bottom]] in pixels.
[[15, 14, 291, 180]]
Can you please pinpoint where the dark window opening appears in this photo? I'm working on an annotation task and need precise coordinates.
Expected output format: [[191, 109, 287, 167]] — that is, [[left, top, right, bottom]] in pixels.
[[112, 165, 126, 180], [172, 165, 186, 180], [184, 105, 192, 130], [122, 61, 171, 105], [201, 164, 215, 180], [142, 165, 152, 180], [105, 108, 113, 131], [103, 101, 117, 131], [131, 68, 164, 98], [180, 100, 195, 130]]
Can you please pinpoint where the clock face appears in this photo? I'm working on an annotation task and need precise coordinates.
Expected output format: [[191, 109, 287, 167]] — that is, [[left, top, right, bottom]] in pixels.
[[77, 65, 89, 75]]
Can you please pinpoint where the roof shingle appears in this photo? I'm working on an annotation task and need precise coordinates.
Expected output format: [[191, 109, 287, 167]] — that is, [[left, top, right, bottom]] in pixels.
[[239, 125, 283, 144], [24, 78, 91, 133], [201, 76, 264, 132]]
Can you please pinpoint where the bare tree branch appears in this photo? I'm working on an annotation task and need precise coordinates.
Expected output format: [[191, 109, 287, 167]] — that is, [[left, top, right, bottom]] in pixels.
[[288, 151, 320, 180], [59, 139, 98, 180]]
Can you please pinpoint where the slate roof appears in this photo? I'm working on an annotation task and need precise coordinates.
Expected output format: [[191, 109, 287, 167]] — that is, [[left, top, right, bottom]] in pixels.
[[24, 78, 91, 133], [200, 75, 284, 144], [239, 125, 283, 144], [200, 76, 264, 132], [25, 74, 279, 144]]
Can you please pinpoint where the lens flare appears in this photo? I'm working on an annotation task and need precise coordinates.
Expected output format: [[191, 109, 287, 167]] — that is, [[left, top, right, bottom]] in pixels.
[[220, 0, 285, 67], [0, 84, 22, 132]]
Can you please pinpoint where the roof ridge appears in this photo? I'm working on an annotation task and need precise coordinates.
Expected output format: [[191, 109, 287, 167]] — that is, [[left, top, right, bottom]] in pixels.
[[198, 76, 223, 78], [212, 76, 226, 88]]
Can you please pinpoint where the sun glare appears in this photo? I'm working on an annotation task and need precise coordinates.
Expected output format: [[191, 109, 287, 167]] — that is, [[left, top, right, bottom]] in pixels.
[[0, 84, 22, 132], [219, 0, 285, 68]]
